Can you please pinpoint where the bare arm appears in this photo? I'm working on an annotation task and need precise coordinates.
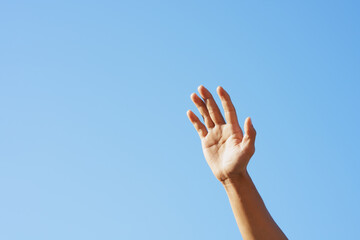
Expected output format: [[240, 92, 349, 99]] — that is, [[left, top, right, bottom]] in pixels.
[[187, 85, 287, 240]]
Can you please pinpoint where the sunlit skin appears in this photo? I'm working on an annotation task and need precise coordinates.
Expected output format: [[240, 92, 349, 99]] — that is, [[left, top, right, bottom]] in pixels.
[[187, 85, 288, 240]]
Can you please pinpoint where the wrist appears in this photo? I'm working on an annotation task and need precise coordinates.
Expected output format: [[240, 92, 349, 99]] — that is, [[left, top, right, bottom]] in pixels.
[[220, 170, 250, 187]]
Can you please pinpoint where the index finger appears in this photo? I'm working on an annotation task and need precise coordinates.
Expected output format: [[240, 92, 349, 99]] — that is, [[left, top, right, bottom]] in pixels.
[[217, 86, 240, 126]]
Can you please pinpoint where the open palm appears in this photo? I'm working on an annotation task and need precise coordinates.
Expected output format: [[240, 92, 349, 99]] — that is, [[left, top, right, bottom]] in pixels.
[[187, 86, 256, 182]]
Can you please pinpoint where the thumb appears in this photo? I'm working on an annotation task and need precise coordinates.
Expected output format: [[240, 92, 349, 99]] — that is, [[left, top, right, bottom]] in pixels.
[[244, 117, 256, 143]]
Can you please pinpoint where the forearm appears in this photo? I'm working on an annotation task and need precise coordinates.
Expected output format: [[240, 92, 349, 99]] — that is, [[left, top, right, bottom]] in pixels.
[[222, 171, 287, 240]]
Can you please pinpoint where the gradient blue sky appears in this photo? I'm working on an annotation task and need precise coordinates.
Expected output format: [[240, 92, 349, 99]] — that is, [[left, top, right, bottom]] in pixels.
[[1, 1, 359, 239]]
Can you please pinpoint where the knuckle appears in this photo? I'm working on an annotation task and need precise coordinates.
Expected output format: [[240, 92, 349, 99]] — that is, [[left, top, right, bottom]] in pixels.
[[248, 145, 255, 155]]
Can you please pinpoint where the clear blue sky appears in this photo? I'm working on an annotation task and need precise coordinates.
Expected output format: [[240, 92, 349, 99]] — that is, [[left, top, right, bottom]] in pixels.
[[1, 1, 359, 239]]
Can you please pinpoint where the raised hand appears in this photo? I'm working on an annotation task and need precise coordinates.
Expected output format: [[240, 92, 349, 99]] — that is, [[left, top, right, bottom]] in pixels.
[[187, 86, 288, 240], [187, 85, 257, 182]]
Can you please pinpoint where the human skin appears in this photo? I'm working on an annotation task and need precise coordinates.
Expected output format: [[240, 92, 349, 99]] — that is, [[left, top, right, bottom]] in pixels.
[[187, 85, 288, 240]]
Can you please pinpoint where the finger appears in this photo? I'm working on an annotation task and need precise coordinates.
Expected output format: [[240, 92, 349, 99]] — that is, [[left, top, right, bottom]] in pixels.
[[198, 85, 225, 125], [191, 93, 215, 129], [187, 110, 208, 138], [244, 117, 256, 143], [217, 86, 240, 126]]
